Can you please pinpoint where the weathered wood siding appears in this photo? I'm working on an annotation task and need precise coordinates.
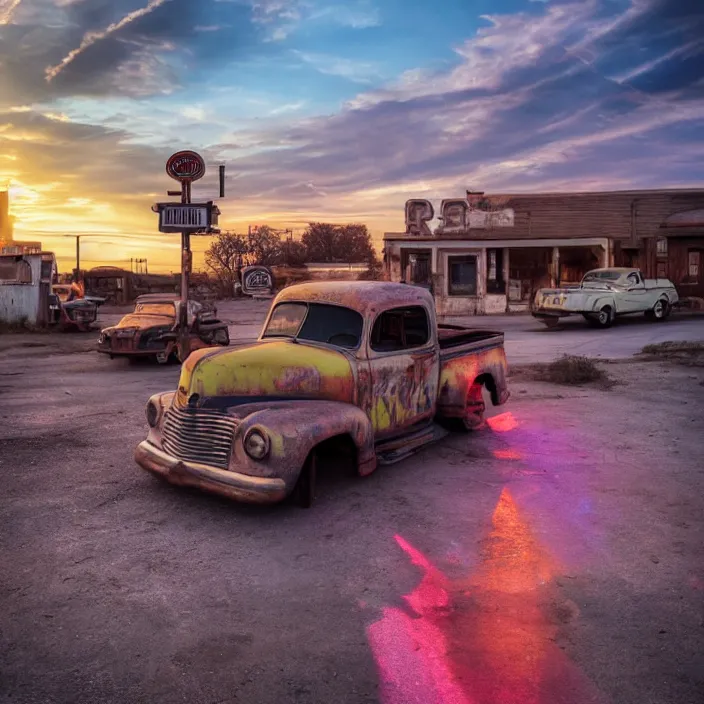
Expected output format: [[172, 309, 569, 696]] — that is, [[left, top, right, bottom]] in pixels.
[[441, 190, 704, 243]]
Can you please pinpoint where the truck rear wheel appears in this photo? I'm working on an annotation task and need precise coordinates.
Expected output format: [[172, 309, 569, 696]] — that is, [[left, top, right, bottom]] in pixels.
[[444, 383, 486, 432], [646, 298, 669, 322], [590, 305, 614, 328]]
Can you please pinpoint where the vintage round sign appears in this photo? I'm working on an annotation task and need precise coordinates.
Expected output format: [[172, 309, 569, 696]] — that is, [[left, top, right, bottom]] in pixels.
[[166, 150, 206, 183]]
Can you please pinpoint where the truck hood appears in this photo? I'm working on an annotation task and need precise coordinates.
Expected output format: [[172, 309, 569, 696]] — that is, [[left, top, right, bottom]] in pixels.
[[175, 340, 355, 409], [113, 313, 175, 330]]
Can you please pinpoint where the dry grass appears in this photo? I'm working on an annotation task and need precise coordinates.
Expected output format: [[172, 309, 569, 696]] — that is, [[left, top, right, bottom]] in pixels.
[[511, 355, 613, 388], [639, 341, 704, 366]]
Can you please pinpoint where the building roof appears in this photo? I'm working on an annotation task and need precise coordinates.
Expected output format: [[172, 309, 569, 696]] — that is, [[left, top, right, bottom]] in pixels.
[[483, 187, 704, 199], [662, 209, 704, 228], [274, 280, 432, 314]]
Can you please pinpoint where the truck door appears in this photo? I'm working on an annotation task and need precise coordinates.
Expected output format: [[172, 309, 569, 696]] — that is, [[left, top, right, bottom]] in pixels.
[[620, 271, 647, 313], [367, 305, 440, 438]]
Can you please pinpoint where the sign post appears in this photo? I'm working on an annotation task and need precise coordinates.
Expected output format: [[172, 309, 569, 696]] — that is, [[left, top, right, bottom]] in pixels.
[[165, 150, 206, 361], [154, 151, 223, 362]]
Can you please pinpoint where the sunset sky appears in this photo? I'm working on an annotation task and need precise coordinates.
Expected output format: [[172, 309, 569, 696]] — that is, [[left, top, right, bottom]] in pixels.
[[1, 0, 703, 273]]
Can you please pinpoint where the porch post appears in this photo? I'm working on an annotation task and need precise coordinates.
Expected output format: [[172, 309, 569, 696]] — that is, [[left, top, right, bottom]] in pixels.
[[503, 248, 510, 312], [551, 247, 560, 287]]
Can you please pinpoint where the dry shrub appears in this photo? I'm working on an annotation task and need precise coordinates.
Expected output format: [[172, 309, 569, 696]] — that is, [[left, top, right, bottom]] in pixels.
[[512, 355, 611, 387], [640, 341, 704, 366]]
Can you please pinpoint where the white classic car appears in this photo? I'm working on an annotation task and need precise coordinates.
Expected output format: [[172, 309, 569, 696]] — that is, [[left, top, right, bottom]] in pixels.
[[532, 268, 679, 328]]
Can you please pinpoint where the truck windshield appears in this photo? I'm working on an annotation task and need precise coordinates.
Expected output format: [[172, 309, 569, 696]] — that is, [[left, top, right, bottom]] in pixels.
[[582, 271, 622, 282], [263, 302, 363, 349], [135, 303, 175, 316]]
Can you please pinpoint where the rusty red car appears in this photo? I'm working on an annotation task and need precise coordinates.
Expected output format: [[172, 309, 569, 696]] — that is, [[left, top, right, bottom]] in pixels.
[[135, 282, 509, 506], [98, 293, 229, 363]]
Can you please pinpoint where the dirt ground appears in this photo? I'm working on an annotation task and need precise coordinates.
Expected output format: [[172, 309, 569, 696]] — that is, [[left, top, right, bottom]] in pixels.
[[0, 331, 703, 704]]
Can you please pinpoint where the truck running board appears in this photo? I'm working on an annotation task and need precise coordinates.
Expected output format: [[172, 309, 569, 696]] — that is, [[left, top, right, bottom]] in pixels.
[[376, 423, 449, 466]]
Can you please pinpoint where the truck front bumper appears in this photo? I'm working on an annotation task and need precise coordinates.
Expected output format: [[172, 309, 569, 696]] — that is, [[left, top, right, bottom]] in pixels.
[[135, 441, 287, 504]]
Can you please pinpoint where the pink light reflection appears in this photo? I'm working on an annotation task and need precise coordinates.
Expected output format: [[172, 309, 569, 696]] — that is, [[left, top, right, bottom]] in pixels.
[[493, 448, 523, 460], [366, 535, 471, 704], [365, 491, 607, 704], [487, 412, 519, 432]]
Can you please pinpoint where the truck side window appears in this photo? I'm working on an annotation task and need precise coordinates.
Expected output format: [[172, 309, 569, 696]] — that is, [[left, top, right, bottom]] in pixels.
[[371, 306, 429, 352]]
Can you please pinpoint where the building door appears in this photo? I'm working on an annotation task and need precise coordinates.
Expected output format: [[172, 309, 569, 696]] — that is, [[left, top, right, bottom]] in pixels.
[[367, 305, 439, 438], [402, 250, 432, 287], [37, 283, 50, 326]]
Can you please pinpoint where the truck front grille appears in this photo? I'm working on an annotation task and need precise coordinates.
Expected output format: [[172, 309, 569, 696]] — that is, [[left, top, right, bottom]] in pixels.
[[161, 406, 238, 470]]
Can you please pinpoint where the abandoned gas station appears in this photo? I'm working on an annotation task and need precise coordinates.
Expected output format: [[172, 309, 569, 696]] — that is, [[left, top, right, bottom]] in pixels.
[[383, 188, 704, 315]]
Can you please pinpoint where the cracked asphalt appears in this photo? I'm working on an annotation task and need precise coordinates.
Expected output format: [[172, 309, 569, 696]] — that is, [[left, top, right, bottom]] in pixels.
[[1, 310, 703, 704]]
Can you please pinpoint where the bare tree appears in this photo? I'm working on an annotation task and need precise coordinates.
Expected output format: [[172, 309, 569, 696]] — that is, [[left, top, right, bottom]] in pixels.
[[247, 226, 283, 266], [205, 232, 249, 296], [301, 222, 376, 263]]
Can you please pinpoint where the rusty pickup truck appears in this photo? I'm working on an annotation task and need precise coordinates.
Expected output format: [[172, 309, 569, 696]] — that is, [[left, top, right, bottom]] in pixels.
[[135, 282, 509, 507]]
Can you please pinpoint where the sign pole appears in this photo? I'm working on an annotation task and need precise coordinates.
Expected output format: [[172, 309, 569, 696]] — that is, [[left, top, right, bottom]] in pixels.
[[179, 180, 192, 361]]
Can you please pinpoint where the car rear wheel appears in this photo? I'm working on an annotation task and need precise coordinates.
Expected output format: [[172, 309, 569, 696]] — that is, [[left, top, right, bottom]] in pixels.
[[541, 317, 560, 329]]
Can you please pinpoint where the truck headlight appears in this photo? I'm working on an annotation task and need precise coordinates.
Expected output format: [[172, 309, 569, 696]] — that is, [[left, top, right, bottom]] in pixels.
[[243, 427, 269, 460], [146, 401, 160, 428]]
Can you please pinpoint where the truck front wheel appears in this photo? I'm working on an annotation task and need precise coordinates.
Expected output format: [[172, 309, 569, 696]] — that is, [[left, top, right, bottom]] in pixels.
[[291, 451, 317, 508]]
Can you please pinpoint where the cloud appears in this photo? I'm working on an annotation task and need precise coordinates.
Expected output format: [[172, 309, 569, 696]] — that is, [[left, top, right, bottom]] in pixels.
[[45, 0, 173, 81], [246, 0, 381, 39], [0, 0, 22, 25], [205, 0, 704, 220], [309, 3, 381, 29], [0, 0, 271, 105], [293, 51, 383, 83]]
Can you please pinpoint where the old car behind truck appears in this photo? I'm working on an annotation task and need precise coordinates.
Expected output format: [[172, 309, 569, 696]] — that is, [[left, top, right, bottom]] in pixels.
[[98, 293, 229, 363], [532, 267, 679, 328], [135, 281, 509, 507]]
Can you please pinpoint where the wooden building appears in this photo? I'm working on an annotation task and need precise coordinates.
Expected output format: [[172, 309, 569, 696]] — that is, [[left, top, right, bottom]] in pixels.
[[383, 188, 704, 315]]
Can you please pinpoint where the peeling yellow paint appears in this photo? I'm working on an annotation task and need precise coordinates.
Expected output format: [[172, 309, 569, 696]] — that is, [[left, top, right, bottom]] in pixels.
[[182, 341, 355, 403]]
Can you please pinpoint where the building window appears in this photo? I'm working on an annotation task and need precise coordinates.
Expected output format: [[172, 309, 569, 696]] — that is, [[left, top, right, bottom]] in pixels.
[[447, 255, 478, 296], [40, 259, 54, 281], [486, 248, 505, 294], [0, 257, 32, 284], [371, 306, 430, 352], [656, 237, 668, 258], [688, 250, 700, 281], [656, 262, 667, 278]]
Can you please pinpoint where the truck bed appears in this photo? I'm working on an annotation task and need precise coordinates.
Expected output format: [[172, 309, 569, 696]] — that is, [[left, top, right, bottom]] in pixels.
[[436, 324, 509, 416], [437, 324, 504, 351]]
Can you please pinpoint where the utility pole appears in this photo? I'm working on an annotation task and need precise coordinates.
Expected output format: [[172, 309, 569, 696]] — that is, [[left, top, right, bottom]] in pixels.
[[75, 235, 80, 282]]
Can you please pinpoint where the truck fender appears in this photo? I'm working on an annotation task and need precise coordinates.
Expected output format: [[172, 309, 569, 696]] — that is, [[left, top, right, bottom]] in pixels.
[[232, 401, 377, 491], [438, 352, 509, 423], [589, 295, 616, 313]]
